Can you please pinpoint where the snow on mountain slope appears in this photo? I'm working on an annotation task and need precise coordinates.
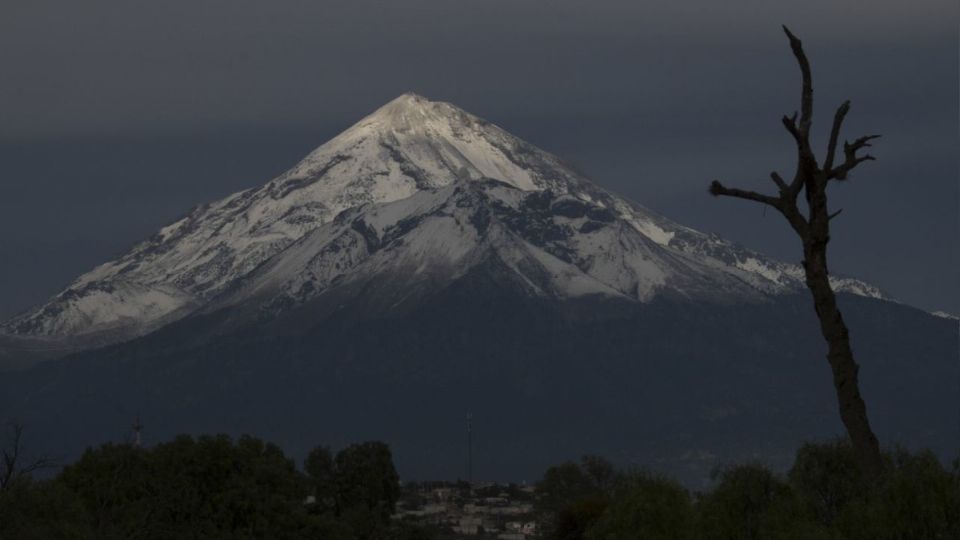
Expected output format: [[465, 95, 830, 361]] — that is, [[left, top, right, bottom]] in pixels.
[[1, 93, 885, 343], [210, 179, 776, 320]]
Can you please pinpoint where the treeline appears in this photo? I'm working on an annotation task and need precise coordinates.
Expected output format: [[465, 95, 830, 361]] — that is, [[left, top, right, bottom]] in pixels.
[[536, 440, 960, 540], [3, 431, 958, 539], [0, 433, 433, 540]]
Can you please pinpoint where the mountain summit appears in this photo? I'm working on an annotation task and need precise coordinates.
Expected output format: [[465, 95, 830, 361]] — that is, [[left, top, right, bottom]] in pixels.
[[3, 94, 882, 349]]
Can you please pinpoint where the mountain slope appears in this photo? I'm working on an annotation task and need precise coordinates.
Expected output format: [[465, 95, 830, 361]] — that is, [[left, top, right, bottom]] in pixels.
[[210, 178, 773, 326], [1, 93, 883, 351], [1, 284, 954, 485]]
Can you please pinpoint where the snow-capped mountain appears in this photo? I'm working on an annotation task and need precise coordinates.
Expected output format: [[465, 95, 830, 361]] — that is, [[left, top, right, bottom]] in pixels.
[[1, 93, 884, 345], [1, 94, 955, 485]]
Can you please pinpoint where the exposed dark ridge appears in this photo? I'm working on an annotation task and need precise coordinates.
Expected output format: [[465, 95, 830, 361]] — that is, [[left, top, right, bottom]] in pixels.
[[269, 154, 351, 199]]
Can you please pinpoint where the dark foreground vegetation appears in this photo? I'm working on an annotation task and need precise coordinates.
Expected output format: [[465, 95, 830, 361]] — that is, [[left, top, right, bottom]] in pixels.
[[0, 432, 432, 540], [540, 441, 959, 540], [1, 430, 957, 539]]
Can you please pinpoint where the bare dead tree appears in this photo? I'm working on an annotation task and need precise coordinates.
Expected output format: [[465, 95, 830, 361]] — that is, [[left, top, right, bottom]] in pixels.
[[708, 26, 884, 481], [1, 420, 57, 490]]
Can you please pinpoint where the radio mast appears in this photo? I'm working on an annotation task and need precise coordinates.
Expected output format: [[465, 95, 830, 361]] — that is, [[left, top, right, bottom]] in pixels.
[[132, 415, 143, 448], [466, 412, 473, 486]]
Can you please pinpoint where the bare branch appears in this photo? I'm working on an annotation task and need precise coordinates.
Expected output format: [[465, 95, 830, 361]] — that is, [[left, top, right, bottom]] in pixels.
[[19, 456, 57, 476], [829, 135, 880, 180], [779, 26, 823, 198], [0, 421, 56, 490], [782, 26, 813, 134], [0, 422, 22, 490], [824, 100, 851, 171], [781, 112, 814, 196], [769, 171, 788, 191], [709, 180, 782, 209], [828, 208, 844, 221], [782, 112, 801, 143], [847, 134, 881, 154]]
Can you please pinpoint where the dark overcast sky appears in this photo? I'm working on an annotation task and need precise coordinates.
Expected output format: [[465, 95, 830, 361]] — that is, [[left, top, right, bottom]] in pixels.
[[1, 0, 957, 318]]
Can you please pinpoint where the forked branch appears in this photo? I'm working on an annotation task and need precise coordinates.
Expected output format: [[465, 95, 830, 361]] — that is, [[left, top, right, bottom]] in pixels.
[[782, 25, 813, 135], [829, 134, 880, 180], [782, 112, 802, 144], [0, 421, 56, 491], [712, 26, 879, 216], [824, 100, 851, 171], [769, 172, 788, 192]]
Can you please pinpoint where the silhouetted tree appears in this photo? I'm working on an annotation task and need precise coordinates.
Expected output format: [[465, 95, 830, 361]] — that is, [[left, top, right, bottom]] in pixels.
[[0, 433, 437, 540], [553, 497, 609, 540], [708, 26, 883, 481], [696, 464, 819, 540], [788, 439, 864, 527], [0, 420, 56, 491], [305, 445, 338, 514], [59, 435, 308, 539], [0, 479, 93, 539], [537, 455, 617, 539], [538, 457, 610, 513], [585, 472, 693, 540], [334, 441, 401, 539]]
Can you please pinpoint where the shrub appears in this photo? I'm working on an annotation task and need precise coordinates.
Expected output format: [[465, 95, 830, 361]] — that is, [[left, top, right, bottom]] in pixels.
[[789, 439, 864, 527], [0, 478, 93, 539], [833, 448, 960, 539], [695, 463, 826, 540], [555, 495, 610, 540], [586, 471, 693, 540]]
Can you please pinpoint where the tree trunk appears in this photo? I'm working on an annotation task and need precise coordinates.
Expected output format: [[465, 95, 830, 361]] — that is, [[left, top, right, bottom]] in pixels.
[[710, 26, 886, 482], [802, 242, 884, 480]]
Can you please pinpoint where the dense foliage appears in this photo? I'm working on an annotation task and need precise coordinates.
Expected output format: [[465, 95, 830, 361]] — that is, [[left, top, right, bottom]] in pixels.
[[0, 434, 431, 540], [538, 441, 960, 540], [3, 435, 956, 539]]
